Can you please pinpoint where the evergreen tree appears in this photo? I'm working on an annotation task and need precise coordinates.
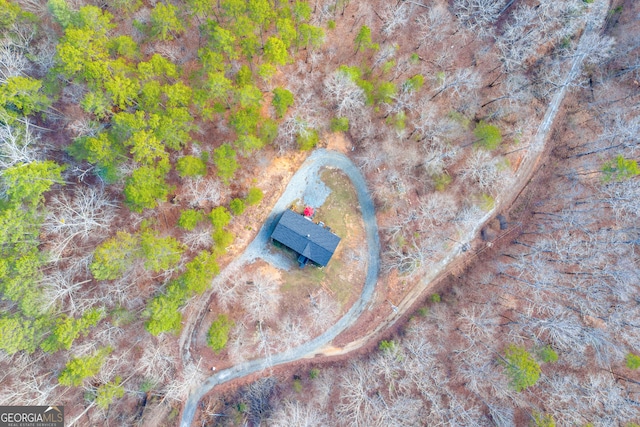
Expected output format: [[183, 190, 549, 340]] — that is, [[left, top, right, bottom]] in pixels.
[[178, 209, 204, 230], [176, 155, 207, 177], [213, 144, 238, 183], [123, 163, 172, 212], [140, 230, 185, 273], [501, 344, 541, 392], [96, 377, 125, 409], [150, 3, 184, 41], [207, 314, 233, 352], [272, 87, 294, 118], [58, 347, 112, 387], [264, 36, 289, 65], [90, 231, 140, 280]]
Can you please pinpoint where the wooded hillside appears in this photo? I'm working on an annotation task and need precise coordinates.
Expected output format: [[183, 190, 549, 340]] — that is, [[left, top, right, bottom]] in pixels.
[[0, 0, 638, 425]]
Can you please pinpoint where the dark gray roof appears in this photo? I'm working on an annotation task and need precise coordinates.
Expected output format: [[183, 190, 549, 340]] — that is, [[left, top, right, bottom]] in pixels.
[[271, 210, 341, 266]]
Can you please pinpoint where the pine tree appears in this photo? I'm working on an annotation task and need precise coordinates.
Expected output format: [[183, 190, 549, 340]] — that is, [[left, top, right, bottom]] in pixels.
[[58, 347, 112, 387]]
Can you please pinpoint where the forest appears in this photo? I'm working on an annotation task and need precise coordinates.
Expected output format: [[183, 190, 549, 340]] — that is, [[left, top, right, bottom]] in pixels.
[[0, 0, 638, 425]]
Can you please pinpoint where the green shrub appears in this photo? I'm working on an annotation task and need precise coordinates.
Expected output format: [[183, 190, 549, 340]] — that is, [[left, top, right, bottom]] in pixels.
[[178, 209, 204, 230], [386, 111, 406, 131], [430, 293, 441, 303], [140, 379, 155, 392], [432, 173, 452, 191], [448, 110, 470, 128], [403, 74, 424, 92], [602, 155, 639, 182], [292, 378, 302, 392], [379, 340, 396, 353], [381, 61, 395, 75], [531, 411, 556, 427], [538, 345, 558, 363], [207, 314, 233, 353], [330, 117, 349, 132], [309, 368, 320, 379], [298, 128, 319, 150], [259, 118, 279, 145], [531, 412, 556, 427], [626, 353, 640, 370], [246, 187, 263, 206], [110, 306, 135, 327], [327, 20, 336, 30], [229, 198, 246, 215], [479, 193, 495, 211], [474, 121, 502, 150]]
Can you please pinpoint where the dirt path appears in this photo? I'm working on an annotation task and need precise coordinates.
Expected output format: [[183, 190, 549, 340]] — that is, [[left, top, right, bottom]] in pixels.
[[179, 6, 607, 424]]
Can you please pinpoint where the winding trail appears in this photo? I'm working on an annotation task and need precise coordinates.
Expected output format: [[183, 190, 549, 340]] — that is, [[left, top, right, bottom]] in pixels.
[[179, 5, 607, 424], [180, 150, 380, 427]]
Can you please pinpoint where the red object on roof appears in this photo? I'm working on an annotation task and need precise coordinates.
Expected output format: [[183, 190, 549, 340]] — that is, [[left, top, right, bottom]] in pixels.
[[303, 206, 314, 217]]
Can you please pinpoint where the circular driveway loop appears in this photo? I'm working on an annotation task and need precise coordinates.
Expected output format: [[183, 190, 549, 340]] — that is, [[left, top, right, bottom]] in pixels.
[[180, 149, 381, 427]]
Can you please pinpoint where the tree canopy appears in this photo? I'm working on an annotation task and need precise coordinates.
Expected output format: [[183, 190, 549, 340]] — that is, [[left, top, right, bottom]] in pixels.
[[501, 344, 541, 392]]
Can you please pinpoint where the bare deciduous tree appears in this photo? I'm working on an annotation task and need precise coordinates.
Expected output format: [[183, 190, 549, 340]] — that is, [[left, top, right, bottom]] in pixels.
[[163, 361, 204, 402], [0, 39, 30, 83], [0, 121, 40, 169], [275, 316, 310, 352], [380, 2, 412, 37], [181, 177, 222, 208], [460, 150, 505, 194], [243, 377, 277, 425], [416, 3, 452, 49], [335, 360, 379, 426], [323, 71, 366, 118], [269, 400, 327, 427], [431, 67, 481, 100], [136, 343, 176, 386], [44, 185, 117, 246], [452, 0, 506, 35], [241, 274, 281, 324]]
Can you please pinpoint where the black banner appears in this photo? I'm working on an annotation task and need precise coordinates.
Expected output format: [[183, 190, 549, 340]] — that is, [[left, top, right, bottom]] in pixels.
[[0, 407, 64, 427]]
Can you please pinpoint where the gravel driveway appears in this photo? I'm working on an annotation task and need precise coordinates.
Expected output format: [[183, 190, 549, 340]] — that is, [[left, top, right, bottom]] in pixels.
[[180, 149, 380, 427]]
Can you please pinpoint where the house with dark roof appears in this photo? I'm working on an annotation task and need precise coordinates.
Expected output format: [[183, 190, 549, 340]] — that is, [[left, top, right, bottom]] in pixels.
[[271, 209, 341, 267]]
